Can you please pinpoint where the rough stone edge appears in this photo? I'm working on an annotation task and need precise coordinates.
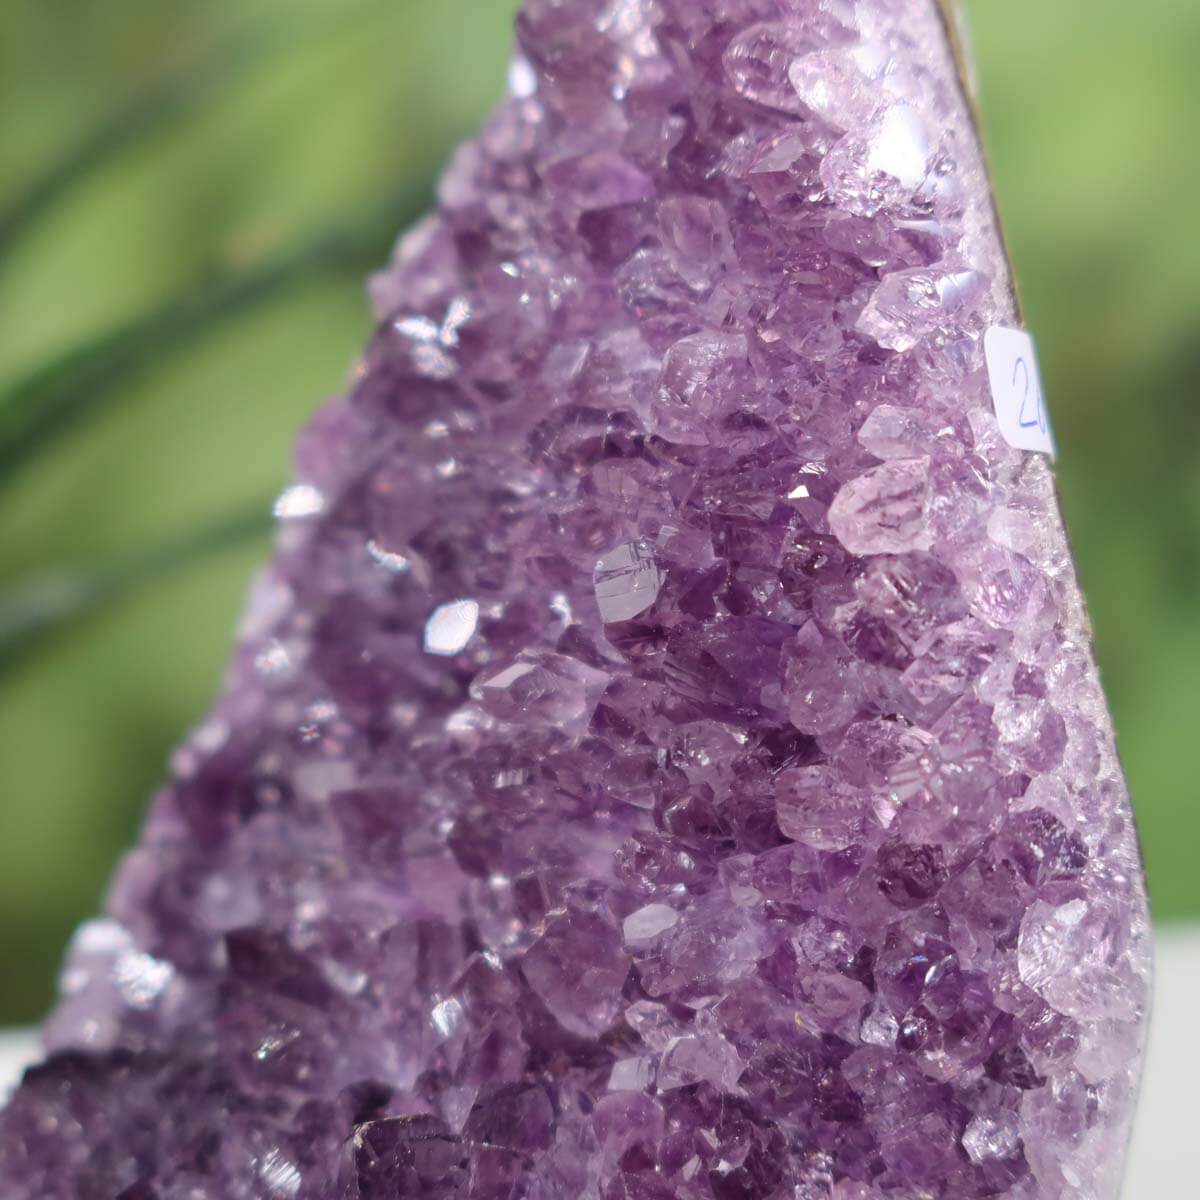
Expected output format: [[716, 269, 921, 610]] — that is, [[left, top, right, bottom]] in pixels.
[[933, 0, 1024, 322]]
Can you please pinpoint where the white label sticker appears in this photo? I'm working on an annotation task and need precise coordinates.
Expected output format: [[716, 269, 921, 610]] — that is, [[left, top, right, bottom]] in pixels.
[[985, 326, 1055, 457]]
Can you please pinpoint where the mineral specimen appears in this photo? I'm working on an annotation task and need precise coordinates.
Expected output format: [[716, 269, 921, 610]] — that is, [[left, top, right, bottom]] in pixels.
[[0, 0, 1152, 1197]]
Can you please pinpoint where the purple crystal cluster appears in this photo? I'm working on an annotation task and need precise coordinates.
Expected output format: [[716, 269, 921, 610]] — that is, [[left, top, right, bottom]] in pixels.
[[1, 1, 1152, 1197]]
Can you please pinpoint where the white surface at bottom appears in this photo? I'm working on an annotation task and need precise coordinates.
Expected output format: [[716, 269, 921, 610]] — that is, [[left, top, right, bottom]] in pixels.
[[0, 929, 1194, 1196]]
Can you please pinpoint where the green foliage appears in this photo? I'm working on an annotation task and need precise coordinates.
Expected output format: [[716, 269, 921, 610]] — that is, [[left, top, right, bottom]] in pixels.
[[0, 0, 1195, 1023]]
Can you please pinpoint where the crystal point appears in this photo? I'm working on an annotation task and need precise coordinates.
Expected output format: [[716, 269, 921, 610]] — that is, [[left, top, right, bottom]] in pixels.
[[1, 1, 1151, 1197]]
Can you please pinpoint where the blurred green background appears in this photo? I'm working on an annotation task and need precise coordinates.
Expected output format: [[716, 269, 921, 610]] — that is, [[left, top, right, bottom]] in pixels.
[[0, 0, 1196, 1024]]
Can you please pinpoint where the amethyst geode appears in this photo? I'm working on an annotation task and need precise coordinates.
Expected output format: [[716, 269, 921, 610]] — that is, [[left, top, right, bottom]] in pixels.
[[1, 1, 1152, 1197]]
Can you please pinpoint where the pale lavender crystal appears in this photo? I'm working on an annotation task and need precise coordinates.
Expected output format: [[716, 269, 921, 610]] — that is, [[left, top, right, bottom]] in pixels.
[[0, 1, 1151, 1197]]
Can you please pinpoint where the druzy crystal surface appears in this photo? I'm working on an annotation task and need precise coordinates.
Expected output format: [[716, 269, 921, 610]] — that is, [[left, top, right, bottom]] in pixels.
[[1, 1, 1152, 1197]]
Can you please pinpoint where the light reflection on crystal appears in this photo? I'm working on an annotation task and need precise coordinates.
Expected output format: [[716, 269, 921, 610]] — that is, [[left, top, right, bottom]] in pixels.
[[366, 539, 411, 573], [273, 483, 325, 520], [254, 639, 292, 676], [423, 599, 480, 656], [431, 998, 464, 1039], [258, 1148, 303, 1198], [112, 951, 174, 1010], [867, 104, 931, 186], [593, 540, 664, 622]]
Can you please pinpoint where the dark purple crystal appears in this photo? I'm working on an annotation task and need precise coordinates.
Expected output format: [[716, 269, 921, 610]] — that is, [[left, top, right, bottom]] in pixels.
[[0, 1, 1151, 1197]]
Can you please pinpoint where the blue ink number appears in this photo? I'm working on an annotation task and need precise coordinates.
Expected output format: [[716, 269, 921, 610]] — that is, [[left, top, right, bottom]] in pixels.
[[1013, 356, 1046, 434]]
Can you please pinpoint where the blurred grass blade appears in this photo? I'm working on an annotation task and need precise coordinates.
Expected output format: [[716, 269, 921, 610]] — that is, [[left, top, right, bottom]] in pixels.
[[0, 502, 274, 676], [0, 183, 428, 490], [0, 0, 388, 254]]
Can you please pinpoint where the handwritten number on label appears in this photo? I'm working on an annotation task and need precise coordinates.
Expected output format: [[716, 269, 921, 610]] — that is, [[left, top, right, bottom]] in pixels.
[[1013, 356, 1046, 434], [986, 326, 1054, 456]]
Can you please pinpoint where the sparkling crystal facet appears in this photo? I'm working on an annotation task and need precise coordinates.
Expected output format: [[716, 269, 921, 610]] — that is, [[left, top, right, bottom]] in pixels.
[[0, 2, 1151, 1197]]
